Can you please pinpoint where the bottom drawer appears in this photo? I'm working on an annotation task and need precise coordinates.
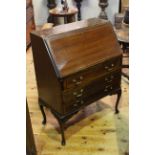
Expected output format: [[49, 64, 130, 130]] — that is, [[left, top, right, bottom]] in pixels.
[[63, 71, 121, 114]]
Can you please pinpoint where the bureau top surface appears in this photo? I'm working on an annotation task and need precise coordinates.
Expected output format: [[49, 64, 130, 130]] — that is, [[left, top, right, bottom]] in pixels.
[[33, 18, 122, 77]]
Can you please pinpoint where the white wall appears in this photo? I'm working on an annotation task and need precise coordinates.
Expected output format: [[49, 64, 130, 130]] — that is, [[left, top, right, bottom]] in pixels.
[[32, 0, 119, 26], [32, 0, 49, 25]]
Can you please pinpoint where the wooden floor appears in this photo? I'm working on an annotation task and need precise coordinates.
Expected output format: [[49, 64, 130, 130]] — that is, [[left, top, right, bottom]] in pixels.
[[26, 48, 129, 155]]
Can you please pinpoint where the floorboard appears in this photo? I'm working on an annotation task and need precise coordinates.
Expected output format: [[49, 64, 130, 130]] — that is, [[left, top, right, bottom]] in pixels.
[[26, 48, 129, 155]]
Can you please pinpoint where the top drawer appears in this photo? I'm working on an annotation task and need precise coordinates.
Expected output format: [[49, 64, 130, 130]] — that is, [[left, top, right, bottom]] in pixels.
[[63, 56, 122, 89]]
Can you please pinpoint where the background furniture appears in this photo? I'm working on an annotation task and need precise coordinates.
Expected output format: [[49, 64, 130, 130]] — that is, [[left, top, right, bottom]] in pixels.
[[98, 0, 109, 19], [26, 0, 35, 49], [119, 0, 129, 13], [115, 8, 129, 79], [115, 13, 124, 29], [74, 0, 83, 21], [47, 0, 57, 23], [115, 0, 129, 28], [49, 7, 78, 25], [115, 26, 129, 79], [47, 0, 83, 23], [31, 18, 122, 146], [47, 0, 56, 9]]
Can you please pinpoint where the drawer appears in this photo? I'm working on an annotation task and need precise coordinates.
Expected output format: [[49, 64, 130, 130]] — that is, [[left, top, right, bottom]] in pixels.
[[63, 56, 122, 89], [63, 70, 121, 113]]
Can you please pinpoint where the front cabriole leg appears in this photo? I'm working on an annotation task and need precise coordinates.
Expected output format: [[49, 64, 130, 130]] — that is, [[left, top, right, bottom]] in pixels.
[[39, 99, 46, 125], [58, 119, 66, 146], [115, 89, 122, 114]]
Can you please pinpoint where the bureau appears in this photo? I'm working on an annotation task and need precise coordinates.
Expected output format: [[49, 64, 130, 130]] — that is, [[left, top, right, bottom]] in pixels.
[[30, 18, 122, 145]]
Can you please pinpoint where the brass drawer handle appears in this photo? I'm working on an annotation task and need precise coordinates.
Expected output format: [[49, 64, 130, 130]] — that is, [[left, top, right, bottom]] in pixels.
[[105, 85, 112, 88], [73, 93, 83, 97], [105, 78, 113, 82], [104, 86, 113, 92], [76, 94, 83, 97], [104, 64, 115, 71], [76, 81, 82, 85], [72, 79, 82, 85], [72, 76, 83, 85], [104, 66, 109, 69], [76, 100, 84, 104], [73, 89, 84, 96], [79, 76, 84, 80], [72, 79, 77, 82], [107, 68, 113, 71], [105, 75, 114, 82], [73, 103, 78, 107]]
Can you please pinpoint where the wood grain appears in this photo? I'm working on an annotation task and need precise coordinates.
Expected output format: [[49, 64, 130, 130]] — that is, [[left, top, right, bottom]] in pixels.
[[30, 18, 123, 118], [46, 19, 122, 77], [26, 101, 37, 155], [27, 48, 129, 155]]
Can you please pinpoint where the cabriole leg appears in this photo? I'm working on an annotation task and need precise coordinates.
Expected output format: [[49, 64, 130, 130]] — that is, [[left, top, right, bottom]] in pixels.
[[39, 104, 46, 125], [58, 119, 66, 146], [115, 89, 122, 114]]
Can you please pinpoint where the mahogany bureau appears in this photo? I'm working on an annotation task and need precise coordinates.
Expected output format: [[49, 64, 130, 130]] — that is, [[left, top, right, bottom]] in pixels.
[[30, 18, 122, 145]]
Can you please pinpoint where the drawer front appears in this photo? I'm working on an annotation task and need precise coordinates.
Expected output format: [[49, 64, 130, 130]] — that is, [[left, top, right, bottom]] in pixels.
[[63, 56, 122, 89], [63, 70, 121, 113]]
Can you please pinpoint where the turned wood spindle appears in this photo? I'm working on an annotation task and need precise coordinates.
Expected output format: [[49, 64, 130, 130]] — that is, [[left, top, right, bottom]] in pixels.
[[47, 0, 57, 23], [74, 0, 83, 21], [98, 0, 108, 20]]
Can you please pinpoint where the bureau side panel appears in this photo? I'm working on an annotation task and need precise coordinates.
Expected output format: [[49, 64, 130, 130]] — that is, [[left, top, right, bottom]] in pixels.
[[30, 33, 63, 114]]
